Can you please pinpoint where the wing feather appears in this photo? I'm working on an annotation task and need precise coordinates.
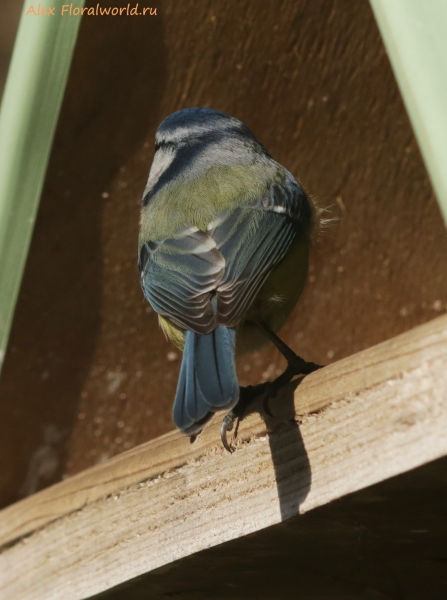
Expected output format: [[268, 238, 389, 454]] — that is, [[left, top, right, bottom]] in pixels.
[[139, 228, 224, 333]]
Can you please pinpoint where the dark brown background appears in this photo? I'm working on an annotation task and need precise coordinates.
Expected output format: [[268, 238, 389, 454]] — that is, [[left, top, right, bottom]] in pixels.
[[0, 0, 22, 99], [1, 0, 446, 509]]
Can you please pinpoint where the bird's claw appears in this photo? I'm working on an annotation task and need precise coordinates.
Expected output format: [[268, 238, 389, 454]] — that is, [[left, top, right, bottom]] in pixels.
[[221, 412, 236, 453]]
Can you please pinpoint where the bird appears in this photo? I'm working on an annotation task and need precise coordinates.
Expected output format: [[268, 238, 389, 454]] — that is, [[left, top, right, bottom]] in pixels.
[[138, 107, 321, 451]]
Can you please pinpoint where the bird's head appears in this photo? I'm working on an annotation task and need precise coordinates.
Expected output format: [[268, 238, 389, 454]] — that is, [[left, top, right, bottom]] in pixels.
[[155, 107, 259, 149], [143, 108, 270, 205]]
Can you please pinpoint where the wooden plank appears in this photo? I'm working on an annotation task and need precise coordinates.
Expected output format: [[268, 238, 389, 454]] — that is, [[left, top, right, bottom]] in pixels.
[[1, 314, 447, 599], [90, 455, 447, 599]]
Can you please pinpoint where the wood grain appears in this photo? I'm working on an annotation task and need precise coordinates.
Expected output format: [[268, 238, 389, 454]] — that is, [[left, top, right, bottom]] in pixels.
[[1, 314, 447, 599]]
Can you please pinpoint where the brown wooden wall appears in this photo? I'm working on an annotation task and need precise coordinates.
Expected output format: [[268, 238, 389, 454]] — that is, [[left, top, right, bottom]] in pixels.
[[1, 0, 446, 509]]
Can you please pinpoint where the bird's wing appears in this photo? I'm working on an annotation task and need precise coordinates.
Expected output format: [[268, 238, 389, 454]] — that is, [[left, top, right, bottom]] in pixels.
[[138, 225, 225, 334], [212, 176, 311, 327], [139, 176, 310, 334]]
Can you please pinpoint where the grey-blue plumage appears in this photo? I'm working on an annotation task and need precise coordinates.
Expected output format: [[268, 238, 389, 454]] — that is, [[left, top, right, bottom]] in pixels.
[[173, 326, 238, 434]]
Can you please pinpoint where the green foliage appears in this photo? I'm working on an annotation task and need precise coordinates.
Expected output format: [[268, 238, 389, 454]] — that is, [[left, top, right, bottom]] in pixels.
[[0, 1, 84, 371], [371, 0, 447, 225]]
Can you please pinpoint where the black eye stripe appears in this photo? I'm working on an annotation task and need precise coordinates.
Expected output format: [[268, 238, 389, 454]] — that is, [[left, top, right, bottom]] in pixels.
[[155, 140, 176, 151]]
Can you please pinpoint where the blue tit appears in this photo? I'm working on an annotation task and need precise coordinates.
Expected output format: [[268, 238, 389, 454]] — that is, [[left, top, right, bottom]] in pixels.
[[138, 108, 320, 447]]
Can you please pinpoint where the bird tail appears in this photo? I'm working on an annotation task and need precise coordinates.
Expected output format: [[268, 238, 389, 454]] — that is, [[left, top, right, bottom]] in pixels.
[[173, 326, 239, 435]]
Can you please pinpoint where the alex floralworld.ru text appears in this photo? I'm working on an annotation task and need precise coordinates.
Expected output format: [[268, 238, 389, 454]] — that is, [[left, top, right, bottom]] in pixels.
[[26, 4, 157, 16]]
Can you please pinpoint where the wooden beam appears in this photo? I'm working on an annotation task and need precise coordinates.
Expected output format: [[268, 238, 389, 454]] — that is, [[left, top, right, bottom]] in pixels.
[[1, 314, 447, 600]]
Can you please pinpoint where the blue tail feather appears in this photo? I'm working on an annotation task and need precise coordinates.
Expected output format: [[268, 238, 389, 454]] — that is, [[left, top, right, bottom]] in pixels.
[[173, 326, 239, 434]]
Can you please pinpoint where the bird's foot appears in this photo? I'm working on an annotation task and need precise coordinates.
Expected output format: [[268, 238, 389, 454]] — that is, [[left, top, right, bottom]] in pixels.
[[221, 383, 269, 453], [262, 357, 323, 417], [287, 355, 323, 377], [221, 357, 323, 453]]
